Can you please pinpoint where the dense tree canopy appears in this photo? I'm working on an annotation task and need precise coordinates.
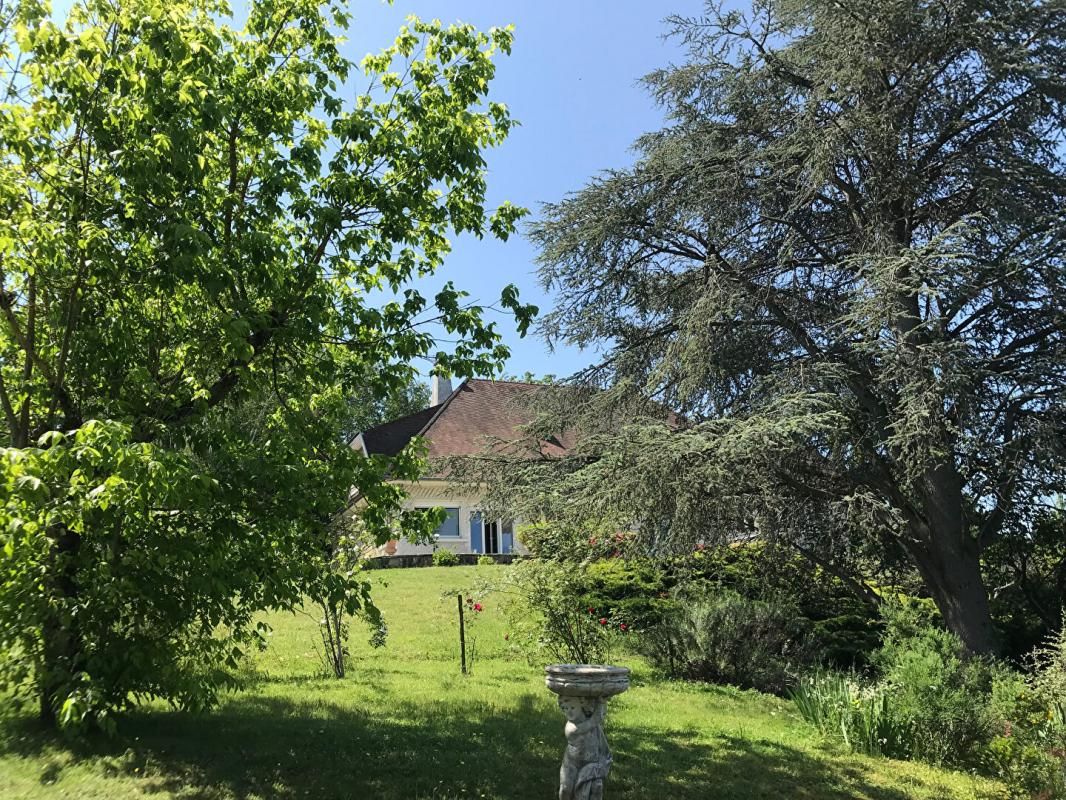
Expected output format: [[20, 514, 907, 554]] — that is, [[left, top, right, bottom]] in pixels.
[[489, 0, 1065, 654], [0, 0, 531, 727]]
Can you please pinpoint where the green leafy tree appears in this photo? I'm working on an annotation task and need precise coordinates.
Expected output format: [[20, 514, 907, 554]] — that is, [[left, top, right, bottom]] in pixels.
[[0, 0, 533, 728], [341, 379, 430, 445], [515, 0, 1065, 654]]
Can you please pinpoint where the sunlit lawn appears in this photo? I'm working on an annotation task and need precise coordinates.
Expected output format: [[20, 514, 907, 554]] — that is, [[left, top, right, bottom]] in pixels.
[[0, 566, 1003, 799]]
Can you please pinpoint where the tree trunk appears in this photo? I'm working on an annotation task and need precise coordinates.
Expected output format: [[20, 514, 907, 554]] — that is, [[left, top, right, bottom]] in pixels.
[[39, 523, 82, 726], [906, 532, 998, 655], [900, 462, 998, 655]]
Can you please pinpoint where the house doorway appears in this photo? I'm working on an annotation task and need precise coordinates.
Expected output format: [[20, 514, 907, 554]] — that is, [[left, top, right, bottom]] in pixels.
[[471, 513, 514, 555], [484, 521, 500, 554]]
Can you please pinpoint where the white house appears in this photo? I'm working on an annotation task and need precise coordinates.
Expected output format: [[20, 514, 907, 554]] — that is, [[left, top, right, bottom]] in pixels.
[[350, 376, 569, 556]]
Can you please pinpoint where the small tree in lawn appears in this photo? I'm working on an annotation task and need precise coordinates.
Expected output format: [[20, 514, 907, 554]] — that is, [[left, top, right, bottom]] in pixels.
[[311, 516, 391, 680], [0, 0, 533, 728]]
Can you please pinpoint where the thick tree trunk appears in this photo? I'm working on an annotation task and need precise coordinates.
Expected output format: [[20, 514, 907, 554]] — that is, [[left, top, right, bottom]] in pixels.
[[905, 532, 998, 655], [39, 523, 82, 726], [899, 461, 998, 655]]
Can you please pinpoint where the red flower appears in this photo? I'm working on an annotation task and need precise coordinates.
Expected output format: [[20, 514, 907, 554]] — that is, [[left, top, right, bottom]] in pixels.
[[473, 603, 483, 612], [619, 623, 628, 632], [599, 617, 608, 626], [587, 607, 596, 615]]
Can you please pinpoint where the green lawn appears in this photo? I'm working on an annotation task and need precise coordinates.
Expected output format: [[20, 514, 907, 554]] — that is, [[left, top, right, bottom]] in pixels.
[[0, 566, 1002, 799]]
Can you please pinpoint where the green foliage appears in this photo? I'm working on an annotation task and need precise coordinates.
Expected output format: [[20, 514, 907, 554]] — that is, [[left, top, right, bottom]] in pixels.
[[582, 558, 672, 630], [985, 732, 1065, 800], [641, 590, 814, 695], [0, 0, 531, 728], [791, 673, 910, 759], [476, 555, 496, 567], [501, 0, 1066, 655], [311, 520, 387, 680], [515, 519, 637, 563], [986, 621, 1066, 799], [491, 559, 626, 665], [869, 603, 1011, 767], [984, 508, 1066, 660], [1029, 619, 1066, 727], [794, 608, 1066, 796], [432, 548, 460, 567], [675, 544, 883, 668]]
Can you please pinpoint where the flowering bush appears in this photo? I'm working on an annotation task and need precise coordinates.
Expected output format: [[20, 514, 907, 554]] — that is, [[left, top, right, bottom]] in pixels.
[[491, 559, 629, 665], [515, 520, 637, 563]]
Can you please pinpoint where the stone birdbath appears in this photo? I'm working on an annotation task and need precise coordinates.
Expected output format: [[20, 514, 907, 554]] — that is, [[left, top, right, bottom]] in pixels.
[[545, 664, 630, 800]]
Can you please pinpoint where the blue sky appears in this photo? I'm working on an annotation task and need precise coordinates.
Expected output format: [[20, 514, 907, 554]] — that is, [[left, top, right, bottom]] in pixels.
[[345, 1, 708, 380]]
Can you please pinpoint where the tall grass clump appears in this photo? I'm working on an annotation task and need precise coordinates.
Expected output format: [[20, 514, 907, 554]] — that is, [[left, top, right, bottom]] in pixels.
[[790, 672, 909, 758], [793, 601, 1066, 798]]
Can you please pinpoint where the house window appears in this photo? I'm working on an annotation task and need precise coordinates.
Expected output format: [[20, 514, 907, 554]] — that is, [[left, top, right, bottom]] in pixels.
[[421, 507, 460, 538]]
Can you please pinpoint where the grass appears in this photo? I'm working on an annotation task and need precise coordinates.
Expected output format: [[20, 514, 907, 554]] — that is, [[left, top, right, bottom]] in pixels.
[[0, 565, 1003, 799]]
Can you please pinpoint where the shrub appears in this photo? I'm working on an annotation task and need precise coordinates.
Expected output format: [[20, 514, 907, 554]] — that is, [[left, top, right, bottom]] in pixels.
[[516, 519, 637, 562], [492, 559, 625, 665], [873, 602, 1008, 766], [1029, 617, 1066, 726], [987, 620, 1066, 799], [984, 510, 1066, 660], [673, 542, 883, 668], [310, 520, 385, 679], [793, 603, 1039, 773], [582, 558, 673, 630], [432, 548, 460, 567], [640, 590, 814, 694], [985, 733, 1065, 800], [477, 555, 496, 567]]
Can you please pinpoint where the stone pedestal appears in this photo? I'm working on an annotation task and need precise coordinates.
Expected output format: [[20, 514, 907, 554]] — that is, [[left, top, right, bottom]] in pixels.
[[545, 664, 630, 800]]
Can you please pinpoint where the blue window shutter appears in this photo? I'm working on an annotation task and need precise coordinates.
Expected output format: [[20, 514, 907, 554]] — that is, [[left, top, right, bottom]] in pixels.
[[470, 512, 483, 553], [501, 520, 514, 554]]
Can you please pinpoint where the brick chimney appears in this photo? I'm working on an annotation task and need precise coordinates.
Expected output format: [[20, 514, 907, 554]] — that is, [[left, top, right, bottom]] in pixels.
[[431, 375, 453, 406]]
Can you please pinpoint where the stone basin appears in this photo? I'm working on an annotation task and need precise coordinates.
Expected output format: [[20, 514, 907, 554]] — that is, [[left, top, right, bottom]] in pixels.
[[544, 664, 631, 698]]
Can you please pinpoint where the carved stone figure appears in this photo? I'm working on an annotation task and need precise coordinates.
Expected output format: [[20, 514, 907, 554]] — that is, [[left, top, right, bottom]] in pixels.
[[545, 665, 630, 800]]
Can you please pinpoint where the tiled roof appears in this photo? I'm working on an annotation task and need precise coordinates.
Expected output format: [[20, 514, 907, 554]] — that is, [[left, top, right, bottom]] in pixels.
[[355, 379, 569, 462], [355, 404, 441, 458]]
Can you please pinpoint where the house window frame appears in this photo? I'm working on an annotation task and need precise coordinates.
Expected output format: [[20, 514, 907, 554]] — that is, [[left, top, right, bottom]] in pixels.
[[418, 506, 461, 539]]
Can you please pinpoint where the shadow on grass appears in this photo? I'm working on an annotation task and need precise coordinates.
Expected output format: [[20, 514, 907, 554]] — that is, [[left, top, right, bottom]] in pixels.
[[1, 690, 978, 800]]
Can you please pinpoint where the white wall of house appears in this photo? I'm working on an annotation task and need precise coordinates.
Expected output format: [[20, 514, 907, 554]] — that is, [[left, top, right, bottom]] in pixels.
[[368, 479, 527, 557]]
